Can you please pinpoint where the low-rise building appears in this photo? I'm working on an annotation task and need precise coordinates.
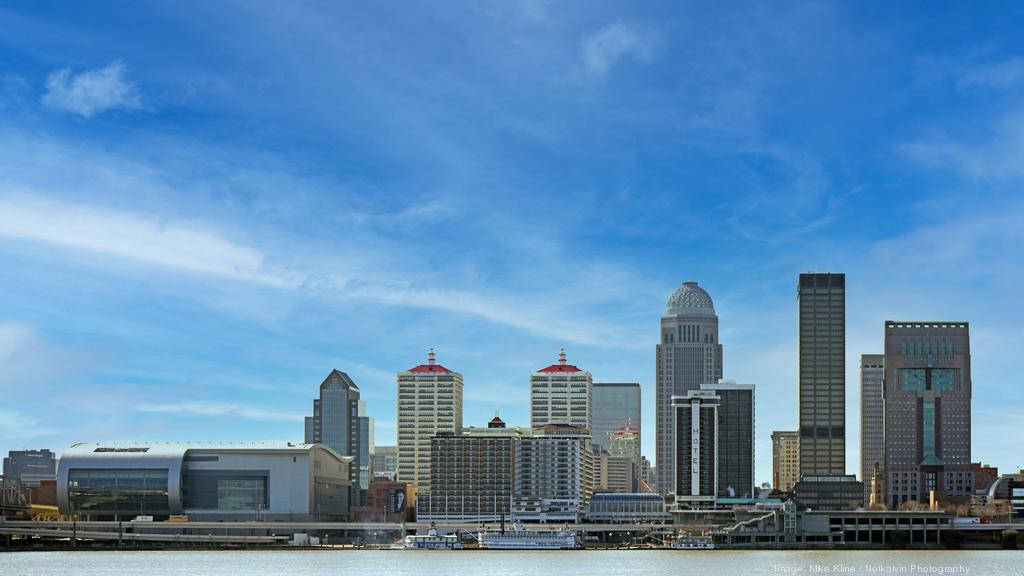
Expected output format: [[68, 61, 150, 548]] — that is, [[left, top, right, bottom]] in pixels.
[[715, 508, 953, 547], [352, 479, 415, 522], [3, 449, 56, 486], [587, 492, 669, 523], [793, 474, 864, 510], [987, 471, 1024, 520], [971, 462, 999, 493], [57, 443, 352, 521]]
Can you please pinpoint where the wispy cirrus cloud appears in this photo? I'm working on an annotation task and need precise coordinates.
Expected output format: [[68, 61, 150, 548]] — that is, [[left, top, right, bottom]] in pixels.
[[136, 401, 304, 422], [0, 193, 628, 346], [42, 60, 141, 118], [0, 195, 302, 288], [899, 109, 1024, 182], [580, 22, 657, 76]]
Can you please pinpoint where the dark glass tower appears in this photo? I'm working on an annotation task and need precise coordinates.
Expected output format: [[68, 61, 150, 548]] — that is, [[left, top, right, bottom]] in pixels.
[[798, 273, 846, 477], [305, 369, 362, 505]]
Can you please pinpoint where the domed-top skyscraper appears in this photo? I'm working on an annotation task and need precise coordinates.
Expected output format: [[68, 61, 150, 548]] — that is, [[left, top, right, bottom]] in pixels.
[[655, 281, 723, 495]]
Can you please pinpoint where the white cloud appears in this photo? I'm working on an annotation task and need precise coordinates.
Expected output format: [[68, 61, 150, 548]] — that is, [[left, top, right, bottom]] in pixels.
[[42, 61, 141, 118], [0, 192, 627, 345], [0, 195, 302, 288], [580, 22, 656, 76], [136, 401, 304, 422], [899, 124, 1024, 183]]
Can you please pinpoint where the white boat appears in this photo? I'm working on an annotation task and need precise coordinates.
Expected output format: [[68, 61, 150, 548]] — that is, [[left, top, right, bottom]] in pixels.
[[478, 521, 581, 550], [669, 535, 715, 550], [403, 522, 462, 550]]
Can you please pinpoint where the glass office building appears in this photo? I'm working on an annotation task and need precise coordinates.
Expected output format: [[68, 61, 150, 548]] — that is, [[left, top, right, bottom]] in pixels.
[[591, 382, 641, 451], [305, 369, 363, 505]]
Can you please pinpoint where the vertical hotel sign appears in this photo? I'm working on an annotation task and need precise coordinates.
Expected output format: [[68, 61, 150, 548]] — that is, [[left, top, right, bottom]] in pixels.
[[691, 401, 700, 496]]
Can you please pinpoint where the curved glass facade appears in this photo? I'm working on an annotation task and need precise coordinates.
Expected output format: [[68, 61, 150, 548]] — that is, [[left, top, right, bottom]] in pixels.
[[67, 468, 170, 517]]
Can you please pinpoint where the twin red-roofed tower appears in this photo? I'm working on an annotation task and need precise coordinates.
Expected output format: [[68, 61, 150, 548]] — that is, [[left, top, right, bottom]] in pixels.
[[529, 348, 593, 431], [396, 348, 464, 496]]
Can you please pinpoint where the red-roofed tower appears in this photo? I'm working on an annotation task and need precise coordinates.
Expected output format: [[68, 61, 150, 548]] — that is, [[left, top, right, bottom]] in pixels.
[[396, 348, 463, 496], [530, 348, 592, 431]]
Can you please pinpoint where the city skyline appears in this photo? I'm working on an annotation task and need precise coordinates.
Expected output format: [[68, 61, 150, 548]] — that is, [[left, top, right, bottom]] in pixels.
[[0, 275, 1019, 488], [3, 2, 1024, 490]]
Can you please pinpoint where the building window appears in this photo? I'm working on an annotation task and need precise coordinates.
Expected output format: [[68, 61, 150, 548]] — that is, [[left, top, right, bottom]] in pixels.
[[67, 468, 170, 516], [217, 478, 267, 510]]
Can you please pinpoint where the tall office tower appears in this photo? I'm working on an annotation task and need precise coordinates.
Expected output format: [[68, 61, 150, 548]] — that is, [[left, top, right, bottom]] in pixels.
[[860, 354, 885, 504], [418, 415, 522, 522], [396, 349, 464, 496], [3, 449, 56, 486], [357, 401, 374, 499], [511, 424, 594, 523], [672, 390, 720, 507], [592, 382, 641, 451], [305, 369, 362, 504], [530, 349, 592, 430], [883, 321, 972, 508], [372, 446, 398, 480], [797, 272, 846, 477], [704, 380, 755, 498], [771, 431, 800, 492], [656, 281, 723, 495]]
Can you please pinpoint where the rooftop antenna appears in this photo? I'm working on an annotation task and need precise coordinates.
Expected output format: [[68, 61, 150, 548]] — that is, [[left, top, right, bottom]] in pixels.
[[428, 348, 436, 365], [558, 348, 567, 365]]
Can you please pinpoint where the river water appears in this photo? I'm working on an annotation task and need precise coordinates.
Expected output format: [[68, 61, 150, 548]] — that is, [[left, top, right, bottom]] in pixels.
[[1, 549, 1021, 575]]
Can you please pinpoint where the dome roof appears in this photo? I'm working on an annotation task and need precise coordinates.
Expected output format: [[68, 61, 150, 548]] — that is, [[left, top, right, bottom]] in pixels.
[[665, 281, 715, 317]]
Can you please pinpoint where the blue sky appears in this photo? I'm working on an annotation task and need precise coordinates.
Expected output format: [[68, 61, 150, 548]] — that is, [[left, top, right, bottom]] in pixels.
[[1, 2, 1023, 485]]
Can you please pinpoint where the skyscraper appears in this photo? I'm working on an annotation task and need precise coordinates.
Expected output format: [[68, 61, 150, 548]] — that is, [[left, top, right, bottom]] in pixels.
[[396, 349, 464, 496], [529, 349, 592, 431], [704, 380, 755, 498], [656, 281, 723, 495], [860, 354, 885, 504], [358, 400, 375, 497], [797, 272, 846, 477], [771, 431, 800, 492], [883, 321, 972, 508], [305, 369, 362, 504], [591, 382, 641, 451], [673, 389, 719, 507]]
